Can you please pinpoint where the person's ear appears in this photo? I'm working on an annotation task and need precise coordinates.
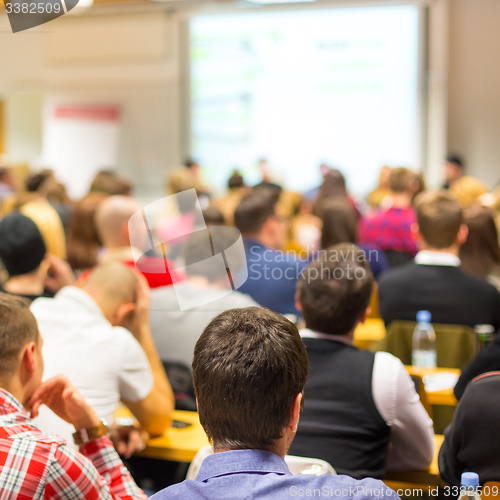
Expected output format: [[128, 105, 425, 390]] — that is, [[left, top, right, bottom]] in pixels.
[[289, 393, 302, 433], [359, 307, 370, 324], [22, 342, 38, 374], [456, 224, 469, 246], [294, 289, 302, 313], [114, 302, 136, 326]]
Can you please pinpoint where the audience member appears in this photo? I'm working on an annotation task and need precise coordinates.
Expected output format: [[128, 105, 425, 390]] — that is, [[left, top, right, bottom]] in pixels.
[[289, 244, 433, 478], [31, 263, 174, 445], [151, 307, 397, 500], [312, 169, 359, 219], [46, 181, 74, 231], [379, 191, 500, 329], [67, 193, 109, 272], [253, 158, 283, 195], [202, 206, 226, 226], [150, 230, 258, 369], [443, 154, 489, 206], [460, 205, 500, 290], [454, 329, 500, 400], [442, 154, 465, 190], [0, 293, 146, 499], [358, 167, 418, 267], [320, 199, 390, 279], [235, 189, 307, 316], [95, 195, 184, 287], [366, 165, 392, 208], [0, 213, 74, 301], [212, 171, 248, 226], [439, 372, 500, 486], [90, 169, 133, 196]]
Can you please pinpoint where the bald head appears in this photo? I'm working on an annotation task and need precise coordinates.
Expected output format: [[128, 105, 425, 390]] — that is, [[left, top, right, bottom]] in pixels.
[[95, 195, 141, 248], [81, 263, 138, 321]]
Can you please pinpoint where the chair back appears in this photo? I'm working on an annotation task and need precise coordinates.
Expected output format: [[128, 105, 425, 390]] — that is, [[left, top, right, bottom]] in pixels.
[[373, 320, 475, 369], [186, 446, 336, 480]]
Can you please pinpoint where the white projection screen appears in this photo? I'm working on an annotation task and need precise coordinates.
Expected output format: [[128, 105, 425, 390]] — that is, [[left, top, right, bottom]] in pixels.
[[189, 4, 421, 194]]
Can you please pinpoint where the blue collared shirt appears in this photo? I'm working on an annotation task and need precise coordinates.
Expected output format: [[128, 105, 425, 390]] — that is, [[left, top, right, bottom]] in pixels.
[[237, 239, 308, 316], [150, 449, 399, 499]]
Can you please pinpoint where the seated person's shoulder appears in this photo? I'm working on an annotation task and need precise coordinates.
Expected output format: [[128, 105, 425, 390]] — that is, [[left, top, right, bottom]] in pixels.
[[378, 262, 417, 287]]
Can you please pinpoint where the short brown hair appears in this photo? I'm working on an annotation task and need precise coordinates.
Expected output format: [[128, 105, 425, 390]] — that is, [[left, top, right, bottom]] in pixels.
[[234, 189, 278, 235], [193, 307, 308, 451], [298, 244, 373, 336], [389, 167, 414, 193], [416, 190, 463, 249], [0, 293, 39, 377]]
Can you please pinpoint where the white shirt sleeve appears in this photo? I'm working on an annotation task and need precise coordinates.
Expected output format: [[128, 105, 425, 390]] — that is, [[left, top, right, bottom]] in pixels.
[[116, 327, 154, 403], [372, 352, 435, 471]]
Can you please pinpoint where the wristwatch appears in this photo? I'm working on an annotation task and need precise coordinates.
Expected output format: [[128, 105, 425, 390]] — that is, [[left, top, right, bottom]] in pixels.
[[73, 420, 109, 446]]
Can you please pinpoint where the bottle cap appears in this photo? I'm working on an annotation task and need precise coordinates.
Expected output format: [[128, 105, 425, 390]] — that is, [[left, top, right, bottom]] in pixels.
[[416, 310, 431, 323], [461, 472, 479, 487]]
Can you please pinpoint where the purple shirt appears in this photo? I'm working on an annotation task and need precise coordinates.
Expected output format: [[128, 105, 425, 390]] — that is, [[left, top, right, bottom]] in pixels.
[[150, 449, 399, 499]]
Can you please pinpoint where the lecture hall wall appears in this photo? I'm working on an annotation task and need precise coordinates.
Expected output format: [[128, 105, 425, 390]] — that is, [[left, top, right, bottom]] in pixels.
[[0, 0, 499, 197]]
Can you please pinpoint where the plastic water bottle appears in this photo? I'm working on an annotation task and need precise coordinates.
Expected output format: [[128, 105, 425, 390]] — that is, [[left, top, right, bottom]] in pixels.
[[458, 472, 481, 499], [412, 310, 437, 368]]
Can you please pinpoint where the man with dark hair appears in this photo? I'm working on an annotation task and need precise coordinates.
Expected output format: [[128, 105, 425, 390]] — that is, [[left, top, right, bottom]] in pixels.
[[443, 154, 464, 189], [0, 293, 145, 499], [379, 190, 500, 328], [289, 244, 433, 478], [151, 307, 397, 499], [358, 167, 418, 267], [0, 213, 74, 301], [235, 189, 307, 316], [149, 229, 258, 368]]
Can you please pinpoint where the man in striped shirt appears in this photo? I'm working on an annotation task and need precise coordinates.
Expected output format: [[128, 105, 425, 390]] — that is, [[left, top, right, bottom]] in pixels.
[[0, 293, 146, 500]]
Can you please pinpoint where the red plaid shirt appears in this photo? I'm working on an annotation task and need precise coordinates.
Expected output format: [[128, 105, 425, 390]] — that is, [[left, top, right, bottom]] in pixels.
[[357, 206, 418, 255], [0, 389, 146, 500]]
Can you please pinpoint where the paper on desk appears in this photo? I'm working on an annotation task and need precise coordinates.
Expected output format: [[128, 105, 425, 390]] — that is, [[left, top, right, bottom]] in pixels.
[[423, 372, 459, 392]]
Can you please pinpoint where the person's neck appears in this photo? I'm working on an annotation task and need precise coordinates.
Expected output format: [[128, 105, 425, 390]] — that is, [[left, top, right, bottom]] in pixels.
[[419, 244, 460, 257], [4, 273, 44, 296], [214, 441, 288, 460], [390, 193, 412, 209], [0, 377, 27, 408], [305, 325, 355, 342]]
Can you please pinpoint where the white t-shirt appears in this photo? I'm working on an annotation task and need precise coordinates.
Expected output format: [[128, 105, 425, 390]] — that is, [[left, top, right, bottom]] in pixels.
[[31, 286, 153, 446], [150, 281, 259, 369]]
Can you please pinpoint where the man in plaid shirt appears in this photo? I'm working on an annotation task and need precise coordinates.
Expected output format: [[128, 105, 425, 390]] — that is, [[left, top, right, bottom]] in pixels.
[[0, 293, 146, 500]]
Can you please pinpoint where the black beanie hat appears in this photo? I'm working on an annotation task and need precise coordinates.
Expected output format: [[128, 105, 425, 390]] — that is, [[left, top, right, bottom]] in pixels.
[[0, 213, 46, 276]]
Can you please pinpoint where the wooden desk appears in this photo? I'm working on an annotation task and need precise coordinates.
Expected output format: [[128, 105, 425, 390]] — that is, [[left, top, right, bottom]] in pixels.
[[115, 408, 209, 462], [354, 318, 386, 349], [383, 435, 444, 491], [405, 366, 459, 407]]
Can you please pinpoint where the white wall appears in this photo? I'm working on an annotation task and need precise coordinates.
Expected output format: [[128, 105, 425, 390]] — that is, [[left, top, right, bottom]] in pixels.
[[448, 0, 500, 189], [0, 8, 182, 198]]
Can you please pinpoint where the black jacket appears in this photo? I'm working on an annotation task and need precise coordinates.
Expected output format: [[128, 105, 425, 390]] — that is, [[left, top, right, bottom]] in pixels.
[[439, 372, 500, 486], [379, 263, 500, 329], [455, 334, 500, 400]]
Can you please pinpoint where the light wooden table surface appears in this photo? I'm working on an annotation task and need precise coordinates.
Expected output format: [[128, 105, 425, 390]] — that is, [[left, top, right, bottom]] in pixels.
[[115, 408, 209, 462], [405, 366, 459, 406]]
